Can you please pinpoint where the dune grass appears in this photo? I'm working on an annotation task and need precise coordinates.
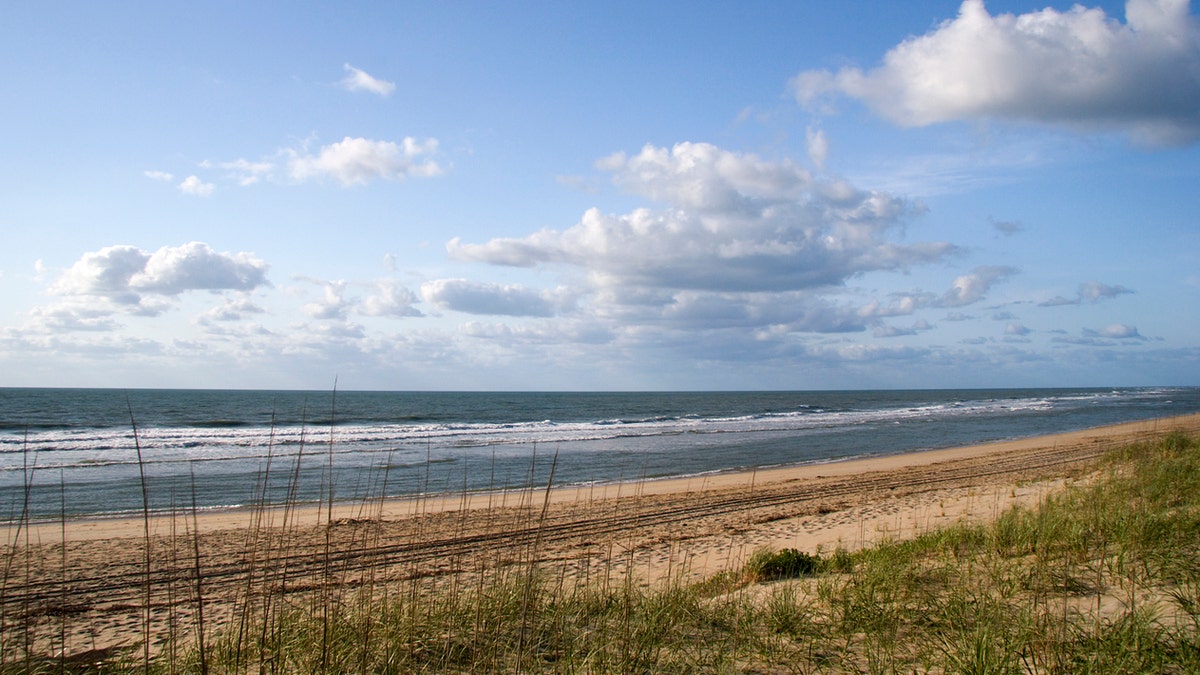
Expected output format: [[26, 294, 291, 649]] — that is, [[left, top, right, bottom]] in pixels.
[[3, 430, 1200, 673]]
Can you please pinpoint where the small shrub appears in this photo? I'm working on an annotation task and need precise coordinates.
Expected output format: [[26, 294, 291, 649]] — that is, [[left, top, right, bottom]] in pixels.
[[749, 548, 823, 581]]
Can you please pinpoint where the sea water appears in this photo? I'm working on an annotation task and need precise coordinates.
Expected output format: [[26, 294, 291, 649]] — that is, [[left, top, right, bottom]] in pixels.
[[1, 387, 1197, 521]]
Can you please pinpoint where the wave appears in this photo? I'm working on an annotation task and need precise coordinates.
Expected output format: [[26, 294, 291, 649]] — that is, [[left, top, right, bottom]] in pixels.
[[1, 387, 1195, 520], [0, 388, 1189, 473], [190, 419, 252, 428]]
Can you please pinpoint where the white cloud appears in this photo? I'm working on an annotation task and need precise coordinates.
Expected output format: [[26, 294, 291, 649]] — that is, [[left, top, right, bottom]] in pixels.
[[305, 320, 367, 340], [144, 170, 174, 182], [178, 175, 215, 196], [49, 242, 269, 318], [596, 141, 813, 209], [1079, 280, 1134, 301], [874, 319, 933, 338], [133, 242, 269, 295], [202, 158, 275, 186], [637, 291, 880, 334], [1051, 323, 1148, 346], [193, 136, 441, 189], [1085, 323, 1146, 339], [806, 126, 829, 170], [442, 142, 1019, 340], [26, 303, 123, 333], [52, 245, 151, 305], [197, 297, 266, 323], [288, 136, 442, 185], [302, 280, 352, 320], [24, 244, 268, 335], [459, 320, 614, 345], [451, 142, 953, 294], [793, 0, 1200, 147], [1005, 321, 1032, 336], [939, 266, 1017, 307], [420, 279, 573, 317], [1038, 280, 1134, 305], [823, 342, 931, 364], [1039, 296, 1077, 307], [340, 63, 396, 97], [360, 279, 423, 318], [296, 277, 424, 321]]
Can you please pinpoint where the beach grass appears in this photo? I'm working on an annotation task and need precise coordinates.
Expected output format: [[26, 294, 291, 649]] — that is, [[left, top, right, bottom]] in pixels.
[[3, 428, 1200, 673]]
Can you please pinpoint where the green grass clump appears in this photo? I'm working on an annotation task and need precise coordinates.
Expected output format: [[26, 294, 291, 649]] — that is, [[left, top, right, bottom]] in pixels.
[[746, 548, 824, 581]]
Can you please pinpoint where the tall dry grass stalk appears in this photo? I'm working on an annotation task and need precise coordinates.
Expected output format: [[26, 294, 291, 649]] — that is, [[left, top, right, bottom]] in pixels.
[[126, 397, 152, 673]]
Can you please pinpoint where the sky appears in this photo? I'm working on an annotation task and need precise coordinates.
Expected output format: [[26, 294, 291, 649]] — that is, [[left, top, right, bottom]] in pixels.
[[1, 0, 1199, 391]]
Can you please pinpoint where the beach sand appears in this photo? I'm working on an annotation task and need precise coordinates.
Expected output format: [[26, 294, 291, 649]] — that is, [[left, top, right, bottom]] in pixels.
[[4, 413, 1198, 660]]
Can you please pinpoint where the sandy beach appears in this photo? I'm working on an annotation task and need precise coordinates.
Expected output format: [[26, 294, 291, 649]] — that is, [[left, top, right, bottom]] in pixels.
[[4, 412, 1199, 660]]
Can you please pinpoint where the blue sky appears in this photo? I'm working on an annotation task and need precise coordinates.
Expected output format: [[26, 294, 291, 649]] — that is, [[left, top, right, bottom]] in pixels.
[[2, 0, 1198, 391]]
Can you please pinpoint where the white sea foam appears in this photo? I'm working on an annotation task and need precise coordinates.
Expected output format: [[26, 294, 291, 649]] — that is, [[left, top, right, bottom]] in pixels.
[[0, 387, 1194, 519]]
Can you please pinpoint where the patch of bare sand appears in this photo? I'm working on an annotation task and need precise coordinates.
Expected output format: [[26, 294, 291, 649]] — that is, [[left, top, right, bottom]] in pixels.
[[625, 474, 1082, 586]]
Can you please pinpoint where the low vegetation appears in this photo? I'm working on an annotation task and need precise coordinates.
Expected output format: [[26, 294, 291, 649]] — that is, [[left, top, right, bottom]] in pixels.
[[4, 431, 1199, 673]]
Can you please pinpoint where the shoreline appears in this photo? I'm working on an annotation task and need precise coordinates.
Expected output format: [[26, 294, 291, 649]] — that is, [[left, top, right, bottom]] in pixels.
[[3, 412, 1198, 657], [10, 412, 1197, 544]]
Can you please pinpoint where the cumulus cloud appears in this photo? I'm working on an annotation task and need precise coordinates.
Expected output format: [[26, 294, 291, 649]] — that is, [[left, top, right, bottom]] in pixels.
[[134, 242, 269, 295], [793, 0, 1200, 146], [806, 126, 829, 170], [25, 243, 270, 333], [874, 319, 933, 338], [305, 321, 367, 340], [441, 142, 1011, 340], [288, 136, 441, 185], [1038, 295, 1078, 307], [51, 242, 269, 309], [1055, 323, 1148, 345], [295, 277, 424, 320], [196, 136, 442, 189], [1079, 280, 1135, 301], [939, 266, 1017, 307], [52, 246, 152, 305], [634, 291, 882, 334], [302, 280, 353, 320], [451, 142, 954, 295], [420, 279, 574, 317], [360, 279, 423, 318], [26, 304, 122, 333], [178, 175, 215, 196], [198, 297, 266, 323], [1084, 323, 1146, 339], [1005, 321, 1032, 336], [1038, 280, 1134, 306], [340, 64, 396, 96]]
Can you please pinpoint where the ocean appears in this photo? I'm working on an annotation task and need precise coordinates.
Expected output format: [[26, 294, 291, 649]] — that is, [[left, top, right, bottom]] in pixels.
[[1, 387, 1197, 521]]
